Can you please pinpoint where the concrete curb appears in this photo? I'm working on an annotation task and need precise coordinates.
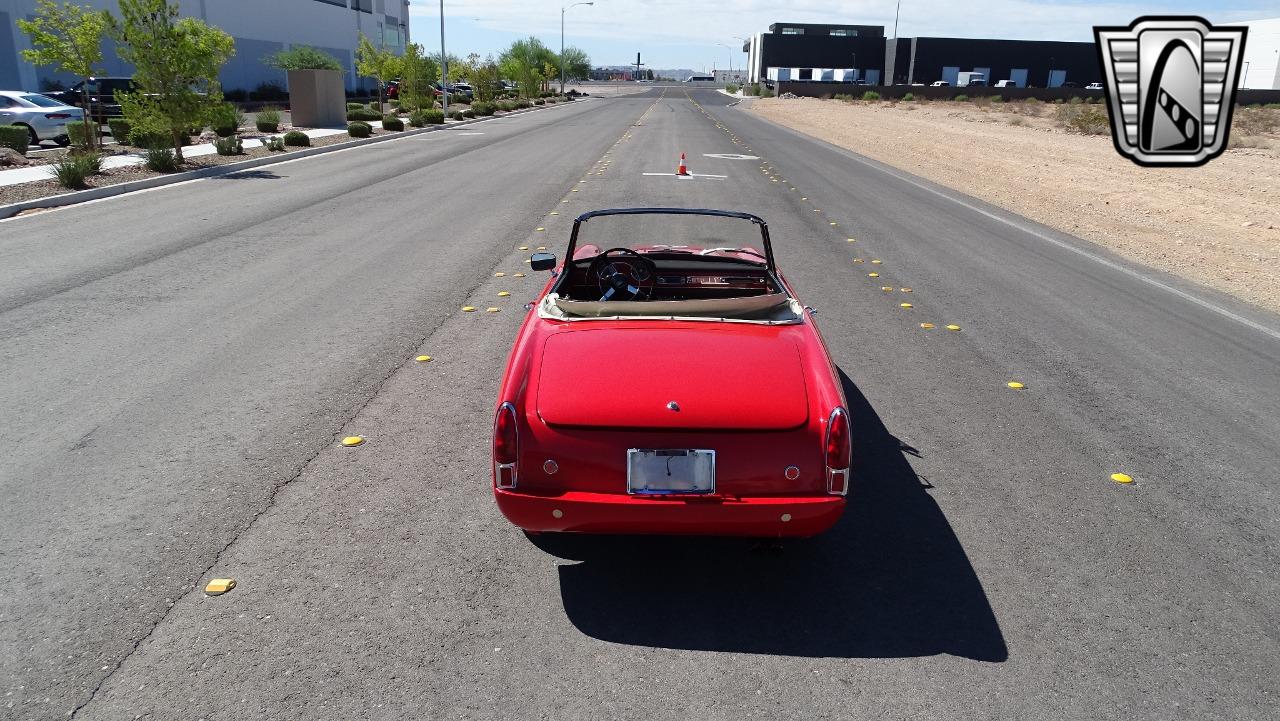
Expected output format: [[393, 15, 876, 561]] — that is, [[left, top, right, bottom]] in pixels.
[[0, 99, 586, 220]]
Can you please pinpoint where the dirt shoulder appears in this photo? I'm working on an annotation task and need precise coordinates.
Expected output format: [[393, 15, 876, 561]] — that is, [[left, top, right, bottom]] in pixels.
[[749, 97, 1280, 315]]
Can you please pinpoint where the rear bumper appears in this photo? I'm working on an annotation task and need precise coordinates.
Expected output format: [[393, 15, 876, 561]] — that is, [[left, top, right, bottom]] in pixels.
[[494, 489, 845, 537]]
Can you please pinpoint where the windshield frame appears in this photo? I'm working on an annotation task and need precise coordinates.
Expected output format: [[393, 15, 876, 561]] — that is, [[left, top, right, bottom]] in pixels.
[[565, 207, 776, 271]]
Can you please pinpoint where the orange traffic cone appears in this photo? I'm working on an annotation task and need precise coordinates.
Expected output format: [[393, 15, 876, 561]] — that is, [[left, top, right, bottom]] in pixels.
[[676, 152, 689, 176]]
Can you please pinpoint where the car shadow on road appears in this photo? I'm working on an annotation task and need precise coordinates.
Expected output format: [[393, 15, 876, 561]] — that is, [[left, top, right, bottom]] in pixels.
[[532, 370, 1008, 661]]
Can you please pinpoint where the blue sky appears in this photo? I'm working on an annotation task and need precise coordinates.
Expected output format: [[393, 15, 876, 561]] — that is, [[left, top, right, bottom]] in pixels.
[[405, 1, 1276, 72]]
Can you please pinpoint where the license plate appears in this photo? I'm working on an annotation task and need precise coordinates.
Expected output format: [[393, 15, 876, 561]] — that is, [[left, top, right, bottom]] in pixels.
[[627, 449, 716, 495]]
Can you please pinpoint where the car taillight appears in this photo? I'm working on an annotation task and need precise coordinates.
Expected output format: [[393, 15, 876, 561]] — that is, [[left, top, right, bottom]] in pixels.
[[493, 402, 519, 489], [45, 113, 72, 119], [824, 407, 850, 496]]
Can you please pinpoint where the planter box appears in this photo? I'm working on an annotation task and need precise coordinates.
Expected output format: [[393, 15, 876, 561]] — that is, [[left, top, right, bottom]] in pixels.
[[287, 69, 346, 128]]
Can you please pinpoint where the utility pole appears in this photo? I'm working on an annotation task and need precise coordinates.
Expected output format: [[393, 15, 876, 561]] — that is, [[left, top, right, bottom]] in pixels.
[[893, 0, 902, 39], [561, 2, 593, 93], [439, 0, 447, 115]]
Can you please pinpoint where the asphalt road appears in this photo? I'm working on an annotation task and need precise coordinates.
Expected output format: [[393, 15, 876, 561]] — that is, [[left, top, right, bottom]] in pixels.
[[1, 88, 1276, 720]]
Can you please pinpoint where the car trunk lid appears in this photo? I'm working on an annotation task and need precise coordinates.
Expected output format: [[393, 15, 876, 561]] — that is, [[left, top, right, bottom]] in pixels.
[[536, 328, 809, 431]]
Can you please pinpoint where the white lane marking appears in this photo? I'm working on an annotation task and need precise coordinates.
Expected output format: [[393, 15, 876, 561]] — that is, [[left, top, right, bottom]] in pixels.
[[458, 132, 484, 135], [703, 153, 758, 160], [754, 120, 1280, 343], [641, 172, 727, 179]]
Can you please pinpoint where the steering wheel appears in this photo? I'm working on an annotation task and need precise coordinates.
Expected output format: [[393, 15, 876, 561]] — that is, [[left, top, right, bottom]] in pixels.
[[587, 248, 657, 302]]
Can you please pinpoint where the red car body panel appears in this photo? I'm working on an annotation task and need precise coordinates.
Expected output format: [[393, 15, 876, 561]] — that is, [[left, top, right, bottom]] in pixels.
[[492, 210, 849, 537]]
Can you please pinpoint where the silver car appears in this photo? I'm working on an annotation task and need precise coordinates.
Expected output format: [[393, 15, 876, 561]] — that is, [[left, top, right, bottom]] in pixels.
[[0, 90, 86, 146]]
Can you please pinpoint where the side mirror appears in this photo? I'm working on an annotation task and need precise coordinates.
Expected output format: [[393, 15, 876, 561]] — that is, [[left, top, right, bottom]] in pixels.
[[530, 252, 557, 272]]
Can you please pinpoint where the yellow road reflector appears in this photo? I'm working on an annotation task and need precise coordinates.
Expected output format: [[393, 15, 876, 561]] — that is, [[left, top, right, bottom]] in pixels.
[[1007, 381, 1025, 390], [813, 209, 821, 212], [204, 578, 236, 596], [829, 222, 837, 226], [868, 272, 880, 277], [549, 211, 559, 215], [853, 258, 864, 263], [561, 200, 569, 203], [415, 355, 432, 362], [462, 306, 477, 312], [518, 246, 529, 250], [494, 272, 506, 277], [513, 272, 526, 277], [537, 246, 546, 251], [881, 286, 893, 291], [801, 197, 808, 200], [900, 287, 912, 292], [900, 303, 913, 308], [946, 324, 961, 331], [920, 322, 935, 329], [847, 238, 856, 242], [341, 436, 364, 447], [486, 307, 500, 313], [536, 227, 545, 232], [571, 188, 580, 192], [871, 259, 883, 264], [1111, 472, 1134, 484], [497, 291, 511, 297]]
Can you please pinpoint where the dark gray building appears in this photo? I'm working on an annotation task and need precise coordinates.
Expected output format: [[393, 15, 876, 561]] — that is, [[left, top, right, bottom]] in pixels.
[[745, 22, 1099, 88]]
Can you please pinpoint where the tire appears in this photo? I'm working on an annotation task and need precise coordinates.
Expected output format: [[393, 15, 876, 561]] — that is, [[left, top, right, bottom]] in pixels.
[[18, 124, 38, 147], [54, 135, 70, 147]]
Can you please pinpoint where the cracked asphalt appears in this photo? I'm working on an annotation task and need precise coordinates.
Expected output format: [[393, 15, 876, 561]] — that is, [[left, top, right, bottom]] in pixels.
[[1, 88, 1277, 720]]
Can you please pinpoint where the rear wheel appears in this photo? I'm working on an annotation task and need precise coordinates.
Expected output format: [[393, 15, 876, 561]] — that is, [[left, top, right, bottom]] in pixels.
[[17, 124, 38, 148]]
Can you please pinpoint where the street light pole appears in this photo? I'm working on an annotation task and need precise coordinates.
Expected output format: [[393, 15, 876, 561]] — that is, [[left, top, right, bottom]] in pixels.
[[893, 0, 902, 39], [439, 0, 447, 115], [561, 2, 594, 93]]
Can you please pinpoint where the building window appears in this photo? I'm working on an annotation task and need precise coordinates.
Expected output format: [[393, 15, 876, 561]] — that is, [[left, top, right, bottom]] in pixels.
[[352, 0, 372, 12], [781, 27, 804, 35]]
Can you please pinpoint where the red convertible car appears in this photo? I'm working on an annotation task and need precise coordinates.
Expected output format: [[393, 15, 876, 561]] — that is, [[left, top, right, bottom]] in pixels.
[[492, 208, 850, 537]]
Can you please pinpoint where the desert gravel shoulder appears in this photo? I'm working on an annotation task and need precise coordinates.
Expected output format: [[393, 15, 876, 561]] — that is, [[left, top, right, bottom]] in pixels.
[[750, 97, 1280, 314]]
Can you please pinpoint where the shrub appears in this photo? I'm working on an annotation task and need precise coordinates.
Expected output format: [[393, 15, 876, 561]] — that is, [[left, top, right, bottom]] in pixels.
[[861, 91, 881, 101], [759, 87, 774, 98], [347, 121, 372, 138], [726, 83, 739, 94], [67, 120, 96, 148], [256, 106, 281, 133], [0, 125, 28, 154], [421, 109, 445, 124], [367, 101, 381, 112], [213, 135, 243, 155], [1069, 96, 1083, 105], [265, 45, 343, 72], [954, 94, 969, 102], [496, 100, 516, 112], [128, 127, 168, 149], [1008, 116, 1028, 126], [107, 118, 131, 141], [408, 111, 426, 127], [463, 109, 475, 118], [145, 147, 178, 172], [1056, 104, 1109, 135], [990, 95, 1004, 103], [472, 101, 496, 116], [210, 103, 243, 137], [382, 115, 404, 131], [50, 155, 93, 189], [264, 135, 286, 151], [448, 109, 464, 120], [545, 97, 558, 104], [283, 130, 310, 147], [533, 98, 545, 105], [1025, 97, 1041, 104], [346, 108, 382, 121], [347, 102, 363, 111], [901, 92, 915, 102], [72, 150, 104, 174], [832, 93, 852, 102]]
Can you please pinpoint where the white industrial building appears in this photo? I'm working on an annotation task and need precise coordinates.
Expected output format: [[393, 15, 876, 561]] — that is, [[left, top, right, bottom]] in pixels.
[[1230, 18, 1280, 90], [0, 0, 410, 93]]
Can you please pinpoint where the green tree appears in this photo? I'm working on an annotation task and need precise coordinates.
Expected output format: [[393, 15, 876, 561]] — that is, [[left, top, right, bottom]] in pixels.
[[397, 43, 438, 112], [110, 0, 235, 161], [355, 33, 402, 107], [17, 0, 110, 150], [558, 47, 590, 90], [467, 54, 501, 103], [264, 45, 343, 72], [500, 37, 555, 98]]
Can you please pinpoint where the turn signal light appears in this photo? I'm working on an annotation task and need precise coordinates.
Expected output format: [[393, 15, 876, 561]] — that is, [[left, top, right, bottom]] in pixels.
[[825, 407, 850, 496], [493, 402, 519, 489]]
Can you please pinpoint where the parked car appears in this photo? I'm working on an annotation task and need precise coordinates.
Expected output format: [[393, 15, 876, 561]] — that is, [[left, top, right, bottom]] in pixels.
[[0, 90, 85, 146], [492, 208, 851, 537], [1085, 82, 1104, 91], [43, 77, 135, 122], [385, 81, 399, 99], [432, 82, 474, 102], [930, 80, 950, 87], [994, 79, 1018, 88]]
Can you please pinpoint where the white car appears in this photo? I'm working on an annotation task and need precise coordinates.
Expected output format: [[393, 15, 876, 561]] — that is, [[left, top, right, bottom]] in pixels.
[[994, 80, 1018, 88], [0, 90, 85, 146], [1085, 82, 1104, 91], [930, 80, 950, 87]]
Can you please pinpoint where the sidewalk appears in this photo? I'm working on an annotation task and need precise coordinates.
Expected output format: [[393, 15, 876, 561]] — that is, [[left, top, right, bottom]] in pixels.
[[0, 127, 347, 188]]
